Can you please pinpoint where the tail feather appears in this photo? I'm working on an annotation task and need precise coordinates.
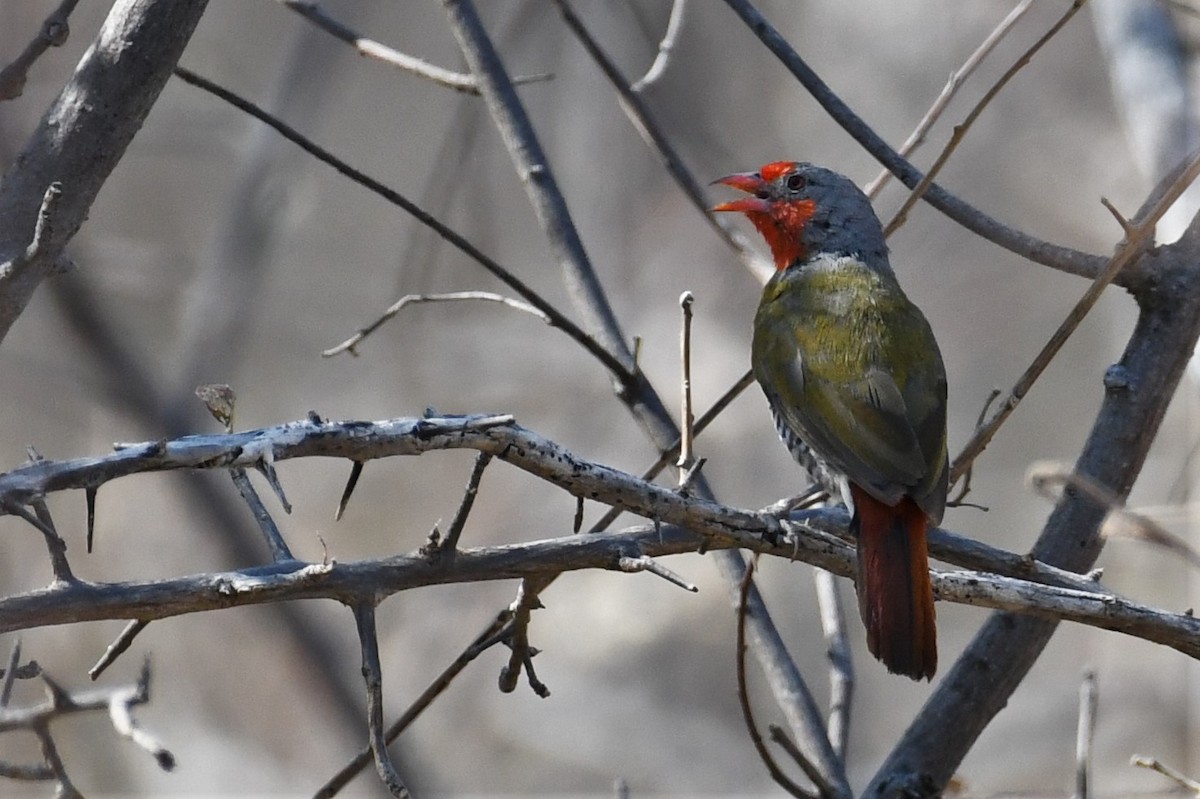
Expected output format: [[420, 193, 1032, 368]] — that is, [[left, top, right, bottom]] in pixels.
[[850, 486, 937, 680]]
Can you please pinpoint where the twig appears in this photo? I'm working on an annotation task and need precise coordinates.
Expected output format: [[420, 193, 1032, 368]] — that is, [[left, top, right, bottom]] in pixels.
[[948, 388, 1001, 508], [677, 291, 696, 475], [278, 0, 551, 94], [718, 0, 1112, 283], [552, 0, 769, 282], [324, 291, 549, 357], [315, 610, 512, 798], [812, 568, 852, 759], [351, 602, 410, 798], [631, 0, 687, 92], [231, 470, 294, 562], [1074, 669, 1097, 799], [89, 619, 149, 680], [443, 0, 632, 370], [883, 0, 1089, 236], [0, 0, 210, 345], [721, 546, 848, 797], [590, 368, 755, 532], [1, 640, 21, 707], [617, 554, 698, 592], [735, 559, 816, 798], [2, 499, 72, 584], [498, 577, 550, 697], [171, 66, 633, 383], [1131, 754, 1200, 793], [0, 183, 63, 282], [950, 147, 1200, 484], [0, 663, 172, 780], [442, 452, 492, 554], [865, 0, 1034, 198], [0, 0, 77, 101]]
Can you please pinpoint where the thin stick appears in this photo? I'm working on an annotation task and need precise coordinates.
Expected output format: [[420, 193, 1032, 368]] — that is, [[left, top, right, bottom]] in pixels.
[[812, 569, 853, 758], [89, 619, 149, 680], [314, 611, 511, 798], [884, 0, 1088, 236], [735, 559, 816, 799], [630, 0, 687, 92], [677, 292, 696, 474], [442, 453, 492, 553], [866, 0, 1034, 199], [325, 291, 549, 357], [231, 470, 294, 562], [1131, 754, 1200, 793], [590, 368, 755, 533], [442, 0, 632, 369], [1, 639, 21, 707], [278, 0, 550, 94], [0, 1, 78, 101], [552, 0, 769, 282], [1074, 669, 1097, 799], [352, 602, 410, 798]]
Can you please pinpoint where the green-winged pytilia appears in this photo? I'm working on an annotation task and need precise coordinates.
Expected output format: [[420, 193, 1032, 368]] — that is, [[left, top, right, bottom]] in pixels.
[[714, 161, 948, 680]]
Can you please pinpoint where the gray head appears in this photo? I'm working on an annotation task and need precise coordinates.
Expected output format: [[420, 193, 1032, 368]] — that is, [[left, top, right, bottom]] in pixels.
[[712, 161, 889, 272]]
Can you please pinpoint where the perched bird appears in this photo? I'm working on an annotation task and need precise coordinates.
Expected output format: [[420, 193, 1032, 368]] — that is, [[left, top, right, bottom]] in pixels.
[[713, 161, 948, 680]]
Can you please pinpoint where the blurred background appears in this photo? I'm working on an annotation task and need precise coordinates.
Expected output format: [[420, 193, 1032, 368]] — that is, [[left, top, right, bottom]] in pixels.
[[0, 0, 1195, 795]]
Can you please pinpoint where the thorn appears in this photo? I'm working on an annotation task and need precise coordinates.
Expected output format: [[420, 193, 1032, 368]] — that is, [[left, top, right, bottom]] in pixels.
[[336, 461, 364, 521], [573, 496, 584, 534], [86, 487, 97, 553], [254, 455, 291, 514]]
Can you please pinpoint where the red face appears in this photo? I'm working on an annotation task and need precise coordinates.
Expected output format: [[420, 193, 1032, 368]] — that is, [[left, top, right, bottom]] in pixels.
[[712, 162, 817, 270]]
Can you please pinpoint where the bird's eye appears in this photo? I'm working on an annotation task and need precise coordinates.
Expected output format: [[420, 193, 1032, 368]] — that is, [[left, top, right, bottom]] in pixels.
[[786, 174, 806, 191]]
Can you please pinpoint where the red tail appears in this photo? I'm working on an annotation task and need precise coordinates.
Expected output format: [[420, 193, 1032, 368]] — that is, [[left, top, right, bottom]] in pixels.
[[850, 486, 937, 680]]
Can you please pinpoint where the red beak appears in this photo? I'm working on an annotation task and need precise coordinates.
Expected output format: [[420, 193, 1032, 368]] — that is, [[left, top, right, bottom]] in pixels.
[[711, 171, 770, 213]]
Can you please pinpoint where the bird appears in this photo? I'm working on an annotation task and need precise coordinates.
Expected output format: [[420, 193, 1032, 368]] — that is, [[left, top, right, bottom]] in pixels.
[[712, 161, 948, 680]]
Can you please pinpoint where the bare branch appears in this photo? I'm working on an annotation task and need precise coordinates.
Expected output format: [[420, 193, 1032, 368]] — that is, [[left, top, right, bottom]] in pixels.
[[866, 0, 1034, 198], [630, 0, 687, 93], [617, 554, 698, 592], [812, 568, 852, 759], [230, 470, 294, 562], [171, 67, 632, 382], [1131, 754, 1200, 793], [677, 291, 696, 474], [0, 0, 78, 101], [443, 0, 633, 370], [352, 602, 410, 797], [279, 0, 551, 94], [0, 0, 210, 345], [498, 577, 551, 697], [442, 452, 492, 554], [1074, 669, 1097, 799], [736, 560, 817, 799], [315, 610, 512, 798], [324, 291, 550, 358], [883, 0, 1088, 236], [553, 0, 770, 282], [89, 619, 150, 680]]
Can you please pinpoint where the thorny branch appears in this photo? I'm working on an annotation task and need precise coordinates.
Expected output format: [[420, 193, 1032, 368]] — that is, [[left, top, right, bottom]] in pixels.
[[2, 416, 1200, 660]]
